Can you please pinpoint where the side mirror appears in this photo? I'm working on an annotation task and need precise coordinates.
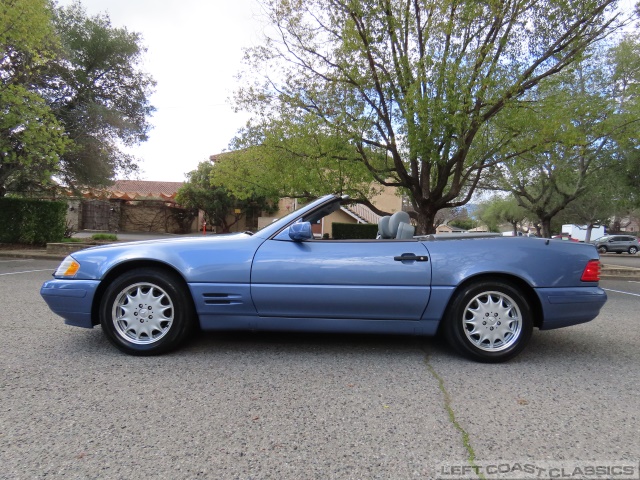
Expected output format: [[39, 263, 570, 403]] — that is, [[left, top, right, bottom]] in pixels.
[[288, 222, 313, 241]]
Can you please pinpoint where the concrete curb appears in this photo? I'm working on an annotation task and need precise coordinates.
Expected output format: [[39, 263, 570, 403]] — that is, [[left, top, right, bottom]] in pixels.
[[0, 251, 66, 261]]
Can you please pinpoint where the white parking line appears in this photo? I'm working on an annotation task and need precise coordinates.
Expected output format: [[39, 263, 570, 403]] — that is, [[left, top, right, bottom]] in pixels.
[[603, 288, 640, 297], [0, 269, 52, 276]]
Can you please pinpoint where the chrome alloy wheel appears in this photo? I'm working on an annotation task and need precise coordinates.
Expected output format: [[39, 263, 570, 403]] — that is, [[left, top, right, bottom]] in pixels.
[[462, 290, 522, 352], [111, 282, 174, 345]]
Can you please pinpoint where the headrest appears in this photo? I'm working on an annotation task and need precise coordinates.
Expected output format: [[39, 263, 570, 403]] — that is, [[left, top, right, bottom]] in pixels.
[[388, 211, 411, 236], [378, 216, 393, 239]]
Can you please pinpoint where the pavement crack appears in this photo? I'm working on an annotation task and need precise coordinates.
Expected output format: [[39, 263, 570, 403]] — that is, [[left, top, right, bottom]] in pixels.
[[425, 355, 485, 480]]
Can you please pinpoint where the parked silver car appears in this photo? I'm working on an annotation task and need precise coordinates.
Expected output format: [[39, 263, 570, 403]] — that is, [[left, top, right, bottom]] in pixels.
[[592, 235, 639, 255]]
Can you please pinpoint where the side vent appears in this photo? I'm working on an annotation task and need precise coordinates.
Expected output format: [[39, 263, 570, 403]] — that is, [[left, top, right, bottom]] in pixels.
[[202, 293, 243, 305]]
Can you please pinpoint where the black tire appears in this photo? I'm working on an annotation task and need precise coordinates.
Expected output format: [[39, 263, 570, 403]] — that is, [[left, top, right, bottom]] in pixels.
[[99, 267, 195, 355], [629, 247, 638, 255], [597, 246, 607, 254], [443, 279, 533, 363]]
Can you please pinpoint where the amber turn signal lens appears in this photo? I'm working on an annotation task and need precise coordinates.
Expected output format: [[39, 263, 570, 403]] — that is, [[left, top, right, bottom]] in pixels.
[[54, 256, 81, 277]]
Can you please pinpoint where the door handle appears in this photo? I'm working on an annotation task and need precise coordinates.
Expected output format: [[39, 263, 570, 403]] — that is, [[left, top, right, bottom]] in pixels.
[[394, 254, 428, 262]]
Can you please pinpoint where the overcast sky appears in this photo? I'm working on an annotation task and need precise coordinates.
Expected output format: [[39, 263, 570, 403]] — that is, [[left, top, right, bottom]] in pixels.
[[56, 0, 265, 182]]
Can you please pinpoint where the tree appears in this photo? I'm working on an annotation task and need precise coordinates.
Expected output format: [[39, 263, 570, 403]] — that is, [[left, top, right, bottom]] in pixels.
[[233, 0, 627, 233], [176, 161, 278, 233], [0, 1, 156, 195], [608, 34, 640, 206], [492, 37, 640, 237], [43, 2, 155, 188], [0, 0, 68, 196], [558, 172, 621, 241], [476, 196, 530, 235], [0, 0, 57, 60], [0, 86, 69, 195]]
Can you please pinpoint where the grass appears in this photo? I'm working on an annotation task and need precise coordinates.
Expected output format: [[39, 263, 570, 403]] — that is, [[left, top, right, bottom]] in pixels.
[[91, 233, 118, 241], [60, 234, 118, 243]]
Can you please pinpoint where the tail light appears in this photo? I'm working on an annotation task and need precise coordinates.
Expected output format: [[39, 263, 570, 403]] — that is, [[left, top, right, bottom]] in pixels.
[[581, 260, 601, 282]]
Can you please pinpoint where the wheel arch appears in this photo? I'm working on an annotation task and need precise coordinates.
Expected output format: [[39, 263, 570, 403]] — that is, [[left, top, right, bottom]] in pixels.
[[90, 260, 194, 326], [444, 273, 544, 329]]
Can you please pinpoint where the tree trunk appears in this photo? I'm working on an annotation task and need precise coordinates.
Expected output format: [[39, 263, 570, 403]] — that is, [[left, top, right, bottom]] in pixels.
[[585, 225, 593, 243], [415, 208, 438, 235], [540, 218, 552, 238]]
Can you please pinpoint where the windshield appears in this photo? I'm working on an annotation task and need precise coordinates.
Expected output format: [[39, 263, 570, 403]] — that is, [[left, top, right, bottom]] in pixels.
[[252, 194, 340, 239]]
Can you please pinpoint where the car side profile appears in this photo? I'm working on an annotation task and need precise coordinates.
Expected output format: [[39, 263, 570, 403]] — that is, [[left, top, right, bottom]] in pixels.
[[41, 195, 607, 362], [592, 235, 639, 255]]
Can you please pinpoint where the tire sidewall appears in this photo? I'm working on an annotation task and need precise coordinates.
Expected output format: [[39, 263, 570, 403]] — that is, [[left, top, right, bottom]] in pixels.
[[444, 280, 533, 363], [99, 268, 194, 355]]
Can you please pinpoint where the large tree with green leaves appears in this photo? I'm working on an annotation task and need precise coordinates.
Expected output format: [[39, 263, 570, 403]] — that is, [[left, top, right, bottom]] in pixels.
[[608, 34, 640, 205], [0, 0, 68, 196], [176, 161, 278, 233], [231, 0, 628, 233], [490, 36, 640, 237], [1, 0, 155, 196], [43, 2, 156, 188], [476, 196, 531, 235]]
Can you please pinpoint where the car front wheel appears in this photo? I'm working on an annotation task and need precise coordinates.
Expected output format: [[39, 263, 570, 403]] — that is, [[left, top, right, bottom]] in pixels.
[[99, 268, 195, 355], [444, 280, 533, 363], [629, 246, 638, 255], [597, 246, 608, 254]]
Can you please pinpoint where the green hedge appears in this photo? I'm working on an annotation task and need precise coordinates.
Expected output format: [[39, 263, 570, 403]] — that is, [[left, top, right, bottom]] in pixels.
[[331, 222, 378, 240], [0, 198, 67, 245]]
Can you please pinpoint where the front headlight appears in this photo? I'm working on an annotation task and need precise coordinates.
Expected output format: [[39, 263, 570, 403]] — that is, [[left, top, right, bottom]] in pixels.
[[54, 256, 81, 277]]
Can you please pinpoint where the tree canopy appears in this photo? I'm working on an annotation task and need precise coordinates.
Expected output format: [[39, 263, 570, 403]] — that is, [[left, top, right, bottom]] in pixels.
[[176, 161, 278, 233], [228, 0, 629, 233], [0, 0, 67, 196], [0, 0, 155, 196]]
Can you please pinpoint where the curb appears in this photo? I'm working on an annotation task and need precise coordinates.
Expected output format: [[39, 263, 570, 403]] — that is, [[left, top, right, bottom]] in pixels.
[[0, 251, 66, 261]]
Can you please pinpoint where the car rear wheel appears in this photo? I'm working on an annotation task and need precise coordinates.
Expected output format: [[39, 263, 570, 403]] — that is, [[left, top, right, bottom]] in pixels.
[[629, 246, 638, 255], [99, 268, 195, 355], [444, 279, 533, 363], [597, 246, 608, 254]]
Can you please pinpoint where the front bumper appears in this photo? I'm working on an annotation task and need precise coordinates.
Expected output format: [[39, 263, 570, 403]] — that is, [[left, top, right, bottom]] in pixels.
[[535, 286, 607, 330], [40, 279, 101, 328]]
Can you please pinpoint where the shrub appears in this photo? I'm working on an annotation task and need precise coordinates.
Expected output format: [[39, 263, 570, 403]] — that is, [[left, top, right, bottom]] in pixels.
[[331, 222, 378, 240], [0, 198, 66, 245]]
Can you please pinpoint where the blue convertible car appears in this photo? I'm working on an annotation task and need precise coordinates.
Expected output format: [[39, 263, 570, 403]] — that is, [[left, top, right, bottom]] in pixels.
[[41, 194, 606, 362]]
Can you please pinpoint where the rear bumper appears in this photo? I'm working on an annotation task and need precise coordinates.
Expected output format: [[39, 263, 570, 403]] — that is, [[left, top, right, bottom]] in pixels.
[[535, 286, 607, 330], [40, 279, 100, 328]]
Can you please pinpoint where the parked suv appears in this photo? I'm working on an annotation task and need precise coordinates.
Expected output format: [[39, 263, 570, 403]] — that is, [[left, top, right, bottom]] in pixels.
[[592, 235, 639, 255]]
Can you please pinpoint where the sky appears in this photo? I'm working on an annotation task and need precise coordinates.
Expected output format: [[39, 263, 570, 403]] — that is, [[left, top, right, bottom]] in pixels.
[[56, 0, 266, 182]]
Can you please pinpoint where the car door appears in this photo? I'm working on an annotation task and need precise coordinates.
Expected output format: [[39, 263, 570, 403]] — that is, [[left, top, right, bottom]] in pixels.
[[251, 239, 431, 320], [610, 236, 626, 252]]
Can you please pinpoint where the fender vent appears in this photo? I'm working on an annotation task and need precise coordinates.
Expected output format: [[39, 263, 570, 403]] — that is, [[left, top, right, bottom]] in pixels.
[[202, 293, 243, 305]]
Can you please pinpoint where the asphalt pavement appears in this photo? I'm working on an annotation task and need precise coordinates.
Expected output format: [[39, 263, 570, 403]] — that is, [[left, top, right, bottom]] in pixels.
[[0, 259, 638, 479]]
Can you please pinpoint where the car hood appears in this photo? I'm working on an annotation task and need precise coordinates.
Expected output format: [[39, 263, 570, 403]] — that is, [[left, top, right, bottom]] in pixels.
[[67, 232, 264, 282]]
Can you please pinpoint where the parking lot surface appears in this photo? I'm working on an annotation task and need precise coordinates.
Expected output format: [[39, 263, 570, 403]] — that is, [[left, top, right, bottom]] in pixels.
[[1, 259, 638, 479]]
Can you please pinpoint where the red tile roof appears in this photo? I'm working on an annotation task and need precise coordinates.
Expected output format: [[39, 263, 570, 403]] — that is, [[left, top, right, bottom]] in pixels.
[[108, 180, 184, 197]]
